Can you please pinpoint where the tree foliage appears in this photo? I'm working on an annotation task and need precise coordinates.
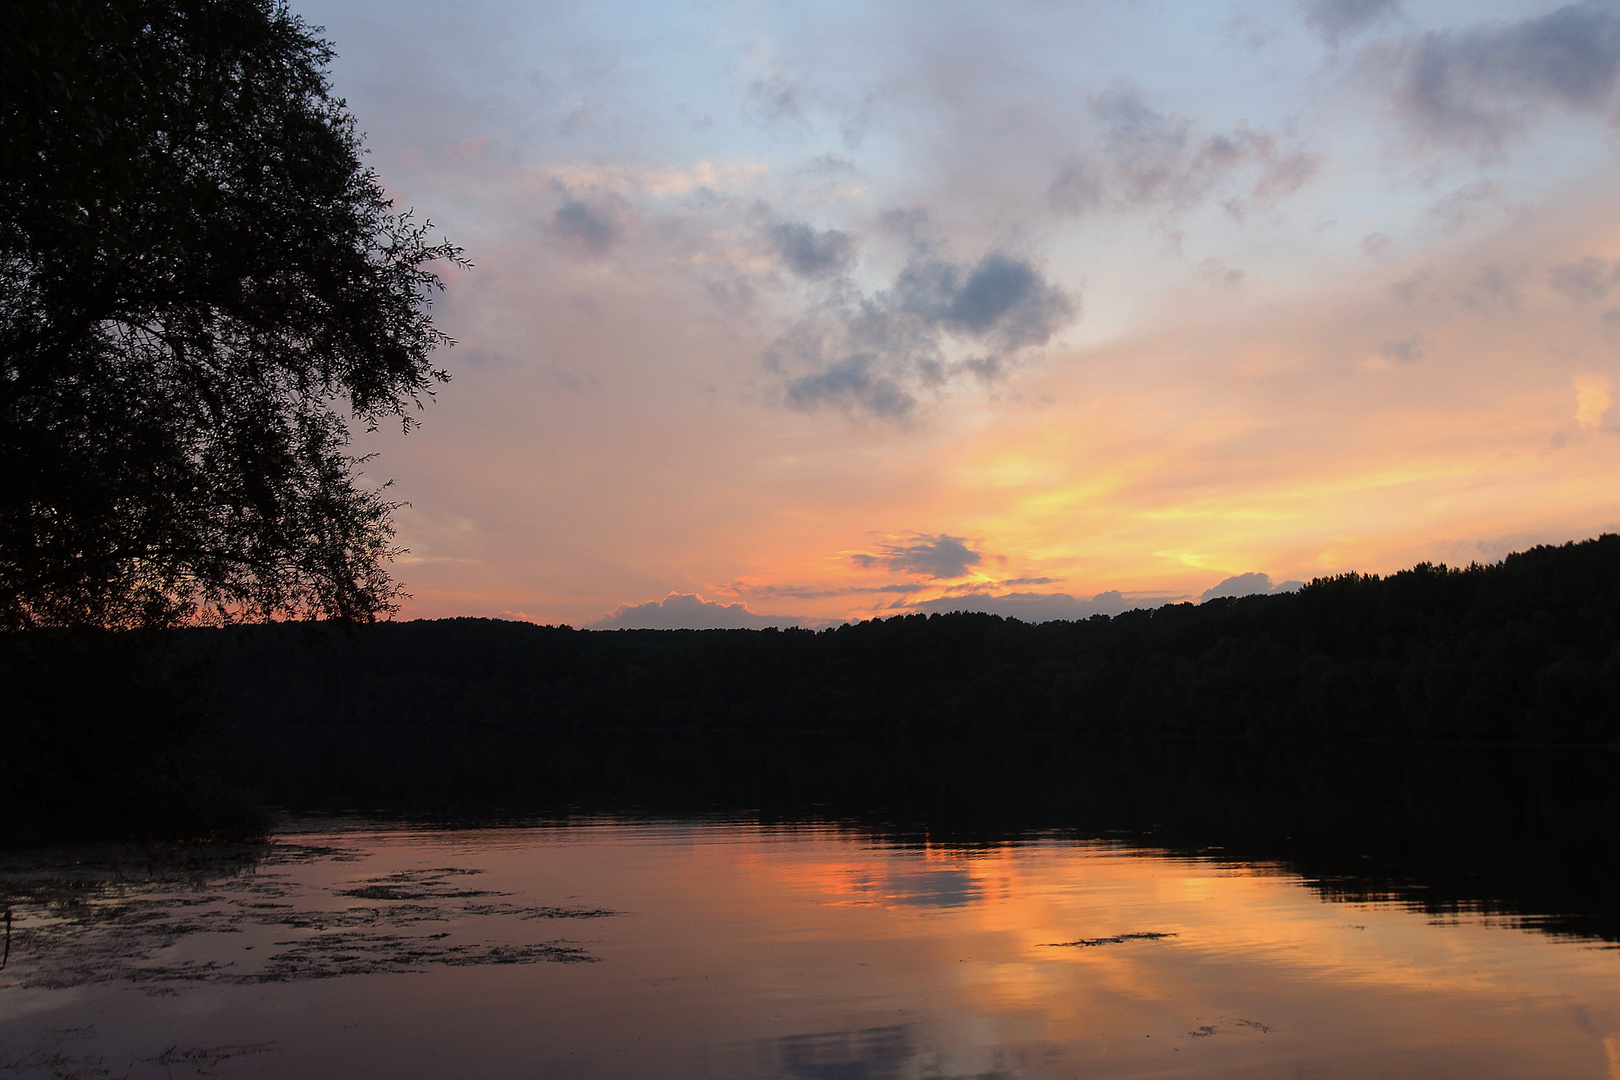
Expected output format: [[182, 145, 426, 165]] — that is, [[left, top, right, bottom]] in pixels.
[[1, 0, 463, 629], [201, 535, 1620, 744]]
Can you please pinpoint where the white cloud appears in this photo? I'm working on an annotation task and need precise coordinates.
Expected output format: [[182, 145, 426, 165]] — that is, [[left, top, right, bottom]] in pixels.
[[911, 589, 1143, 622], [1200, 573, 1306, 602], [588, 593, 801, 630]]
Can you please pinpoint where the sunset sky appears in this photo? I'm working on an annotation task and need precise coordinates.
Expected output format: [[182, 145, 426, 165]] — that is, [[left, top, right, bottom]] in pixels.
[[308, 0, 1620, 627]]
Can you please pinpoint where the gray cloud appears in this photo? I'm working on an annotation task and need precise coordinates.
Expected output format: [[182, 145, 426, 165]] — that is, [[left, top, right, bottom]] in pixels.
[[1250, 147, 1323, 203], [1377, 335, 1426, 363], [1096, 90, 1202, 205], [750, 74, 805, 123], [1303, 0, 1403, 46], [547, 193, 635, 257], [564, 39, 621, 82], [911, 589, 1140, 622], [589, 592, 800, 630], [803, 153, 856, 175], [1195, 258, 1245, 288], [538, 364, 603, 392], [1426, 180, 1507, 233], [1460, 264, 1522, 312], [785, 357, 915, 418], [1387, 1, 1620, 153], [1048, 91, 1319, 221], [705, 275, 759, 315], [1389, 264, 1432, 304], [769, 222, 858, 279], [1551, 256, 1620, 301], [556, 100, 600, 138], [1047, 163, 1103, 216], [878, 207, 934, 247], [1362, 231, 1395, 257], [1200, 573, 1303, 602], [892, 254, 1074, 346], [852, 534, 982, 579], [771, 250, 1075, 420], [840, 91, 880, 150]]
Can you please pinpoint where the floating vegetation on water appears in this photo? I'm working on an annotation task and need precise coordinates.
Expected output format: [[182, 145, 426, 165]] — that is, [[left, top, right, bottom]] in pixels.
[[0, 1025, 279, 1079], [0, 842, 618, 995], [253, 932, 597, 980], [1188, 1018, 1273, 1037], [1041, 932, 1177, 947], [337, 868, 499, 902]]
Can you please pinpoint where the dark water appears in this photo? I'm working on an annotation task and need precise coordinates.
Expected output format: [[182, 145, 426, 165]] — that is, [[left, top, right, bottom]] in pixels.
[[212, 728, 1620, 944], [1, 734, 1618, 1078]]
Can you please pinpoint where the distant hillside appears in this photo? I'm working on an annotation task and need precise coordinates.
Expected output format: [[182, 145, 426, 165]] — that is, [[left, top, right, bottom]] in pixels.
[[196, 535, 1620, 743]]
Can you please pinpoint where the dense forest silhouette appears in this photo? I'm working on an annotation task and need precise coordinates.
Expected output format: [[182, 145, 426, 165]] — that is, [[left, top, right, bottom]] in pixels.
[[202, 535, 1620, 743], [9, 532, 1620, 848], [197, 524, 1620, 945], [9, 536, 1620, 943]]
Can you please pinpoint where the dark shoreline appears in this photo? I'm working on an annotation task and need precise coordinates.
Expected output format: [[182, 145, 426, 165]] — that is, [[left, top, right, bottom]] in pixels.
[[6, 534, 1620, 943], [190, 537, 1620, 746]]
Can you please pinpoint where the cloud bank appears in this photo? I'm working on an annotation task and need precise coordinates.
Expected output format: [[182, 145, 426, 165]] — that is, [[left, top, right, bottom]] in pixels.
[[1200, 573, 1305, 602], [589, 593, 801, 630]]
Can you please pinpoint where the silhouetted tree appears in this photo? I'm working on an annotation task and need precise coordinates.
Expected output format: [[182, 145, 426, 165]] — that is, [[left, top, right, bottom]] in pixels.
[[196, 536, 1620, 745], [1, 0, 464, 629]]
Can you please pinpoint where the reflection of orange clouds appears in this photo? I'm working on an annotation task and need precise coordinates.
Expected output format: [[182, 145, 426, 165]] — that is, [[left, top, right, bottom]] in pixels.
[[727, 838, 1620, 1004], [579, 828, 1620, 1076], [344, 821, 1620, 1080]]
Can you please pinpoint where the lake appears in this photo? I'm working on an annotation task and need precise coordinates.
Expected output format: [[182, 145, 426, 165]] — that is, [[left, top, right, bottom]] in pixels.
[[3, 737, 1619, 1078]]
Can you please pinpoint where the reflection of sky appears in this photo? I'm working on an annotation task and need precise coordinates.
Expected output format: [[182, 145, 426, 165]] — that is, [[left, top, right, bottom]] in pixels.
[[841, 863, 982, 909], [766, 1025, 920, 1080], [752, 1023, 1015, 1080], [5, 825, 1620, 1078], [291, 0, 1620, 626]]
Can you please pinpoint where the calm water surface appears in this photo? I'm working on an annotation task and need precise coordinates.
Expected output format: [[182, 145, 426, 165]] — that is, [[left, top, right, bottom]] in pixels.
[[2, 817, 1618, 1079]]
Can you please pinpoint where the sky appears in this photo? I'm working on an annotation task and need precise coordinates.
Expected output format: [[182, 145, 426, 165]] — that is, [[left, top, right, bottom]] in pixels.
[[301, 0, 1620, 628]]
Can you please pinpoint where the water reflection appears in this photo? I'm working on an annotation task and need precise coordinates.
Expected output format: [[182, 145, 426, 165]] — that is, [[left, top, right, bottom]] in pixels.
[[840, 864, 982, 909], [1, 822, 1618, 1078], [8, 728, 1618, 1077], [744, 1025, 1001, 1080], [211, 727, 1620, 944]]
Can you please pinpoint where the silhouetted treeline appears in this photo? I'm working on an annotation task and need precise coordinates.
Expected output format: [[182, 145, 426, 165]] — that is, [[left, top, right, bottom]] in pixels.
[[9, 535, 1619, 847], [199, 536, 1620, 742]]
